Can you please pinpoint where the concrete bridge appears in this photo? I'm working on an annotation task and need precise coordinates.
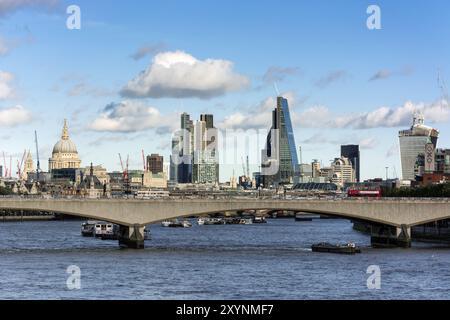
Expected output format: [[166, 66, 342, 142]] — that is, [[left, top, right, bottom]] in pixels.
[[1, 198, 450, 248]]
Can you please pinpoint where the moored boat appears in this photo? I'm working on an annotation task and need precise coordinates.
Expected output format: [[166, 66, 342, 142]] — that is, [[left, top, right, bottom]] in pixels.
[[239, 218, 253, 225], [198, 217, 225, 225], [253, 216, 267, 224], [81, 221, 97, 237], [163, 219, 192, 228], [311, 242, 361, 254]]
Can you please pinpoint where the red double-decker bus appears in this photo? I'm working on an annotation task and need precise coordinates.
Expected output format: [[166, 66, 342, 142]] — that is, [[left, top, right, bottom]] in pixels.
[[347, 187, 382, 198]]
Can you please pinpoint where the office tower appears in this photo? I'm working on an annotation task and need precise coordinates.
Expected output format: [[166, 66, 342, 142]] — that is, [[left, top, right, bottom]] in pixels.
[[311, 160, 321, 178], [147, 154, 163, 174], [261, 96, 299, 187], [200, 114, 214, 129], [399, 113, 439, 181], [330, 157, 356, 186], [193, 115, 219, 184], [341, 145, 360, 182], [172, 113, 194, 183]]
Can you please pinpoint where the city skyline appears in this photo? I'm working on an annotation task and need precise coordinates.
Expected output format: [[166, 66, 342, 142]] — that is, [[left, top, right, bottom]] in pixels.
[[1, 0, 450, 181]]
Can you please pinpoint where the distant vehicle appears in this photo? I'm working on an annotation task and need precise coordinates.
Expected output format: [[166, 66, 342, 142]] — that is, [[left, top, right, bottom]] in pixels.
[[347, 187, 382, 198], [135, 190, 169, 199]]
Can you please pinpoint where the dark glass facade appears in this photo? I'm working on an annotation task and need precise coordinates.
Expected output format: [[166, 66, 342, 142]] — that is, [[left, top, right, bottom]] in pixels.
[[147, 154, 163, 174], [341, 145, 360, 182]]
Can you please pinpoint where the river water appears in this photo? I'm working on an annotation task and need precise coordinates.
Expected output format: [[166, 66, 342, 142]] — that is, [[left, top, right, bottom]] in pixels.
[[0, 218, 450, 300]]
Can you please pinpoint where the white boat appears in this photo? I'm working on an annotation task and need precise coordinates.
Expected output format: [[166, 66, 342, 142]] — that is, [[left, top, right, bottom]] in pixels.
[[198, 217, 225, 225], [181, 220, 192, 228], [94, 222, 115, 238], [161, 220, 172, 227], [81, 220, 97, 237], [239, 218, 253, 225], [253, 216, 267, 224]]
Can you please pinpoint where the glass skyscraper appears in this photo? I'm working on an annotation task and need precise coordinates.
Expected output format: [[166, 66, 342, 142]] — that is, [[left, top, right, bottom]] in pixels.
[[261, 96, 299, 187], [193, 114, 219, 184], [341, 145, 360, 182], [399, 114, 439, 181]]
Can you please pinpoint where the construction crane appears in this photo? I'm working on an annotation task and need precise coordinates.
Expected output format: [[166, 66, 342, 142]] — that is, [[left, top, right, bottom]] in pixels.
[[241, 156, 246, 177], [438, 69, 449, 107], [142, 149, 146, 172], [16, 150, 26, 179], [246, 155, 250, 178], [34, 131, 41, 182], [118, 153, 130, 195], [2, 152, 7, 178]]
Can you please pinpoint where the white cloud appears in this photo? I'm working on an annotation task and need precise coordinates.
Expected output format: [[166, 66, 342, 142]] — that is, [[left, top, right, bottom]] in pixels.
[[219, 92, 296, 130], [0, 71, 14, 99], [297, 100, 450, 129], [315, 70, 349, 88], [89, 100, 177, 133], [130, 42, 167, 61], [121, 50, 250, 99], [0, 0, 59, 17], [262, 66, 300, 84], [359, 137, 378, 149], [0, 105, 32, 126], [369, 66, 413, 81]]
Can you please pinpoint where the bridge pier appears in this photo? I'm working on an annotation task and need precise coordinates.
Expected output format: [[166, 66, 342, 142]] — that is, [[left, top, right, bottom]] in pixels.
[[118, 224, 145, 249], [370, 224, 411, 248]]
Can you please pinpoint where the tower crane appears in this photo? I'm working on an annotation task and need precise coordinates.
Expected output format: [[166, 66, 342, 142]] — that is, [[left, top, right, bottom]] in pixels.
[[2, 152, 7, 178], [35, 131, 41, 182], [438, 69, 449, 107], [16, 150, 26, 179], [142, 149, 146, 171], [246, 155, 250, 178], [118, 153, 130, 195]]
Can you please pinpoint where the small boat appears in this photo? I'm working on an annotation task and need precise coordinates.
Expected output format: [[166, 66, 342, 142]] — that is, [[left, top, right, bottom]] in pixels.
[[161, 220, 172, 227], [162, 219, 191, 228], [253, 216, 267, 224], [311, 242, 361, 254], [198, 217, 225, 225], [239, 218, 253, 225], [143, 227, 151, 240], [181, 220, 192, 228], [224, 217, 241, 225], [81, 221, 96, 237], [94, 222, 116, 238], [295, 213, 320, 222]]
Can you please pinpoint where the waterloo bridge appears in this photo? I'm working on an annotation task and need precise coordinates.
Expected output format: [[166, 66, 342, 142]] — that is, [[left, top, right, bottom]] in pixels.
[[1, 198, 450, 248]]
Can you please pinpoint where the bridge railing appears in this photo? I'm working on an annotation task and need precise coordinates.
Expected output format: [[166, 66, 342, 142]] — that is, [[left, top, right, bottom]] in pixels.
[[1, 195, 450, 202]]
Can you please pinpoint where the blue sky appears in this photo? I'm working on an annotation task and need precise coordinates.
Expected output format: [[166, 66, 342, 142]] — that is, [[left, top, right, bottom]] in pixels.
[[0, 0, 450, 181]]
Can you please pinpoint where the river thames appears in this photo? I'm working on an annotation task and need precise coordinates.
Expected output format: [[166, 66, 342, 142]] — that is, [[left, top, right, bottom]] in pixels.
[[1, 218, 450, 300]]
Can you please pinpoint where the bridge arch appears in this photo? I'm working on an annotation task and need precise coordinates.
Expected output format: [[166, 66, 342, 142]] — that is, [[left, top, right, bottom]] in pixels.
[[140, 206, 399, 227]]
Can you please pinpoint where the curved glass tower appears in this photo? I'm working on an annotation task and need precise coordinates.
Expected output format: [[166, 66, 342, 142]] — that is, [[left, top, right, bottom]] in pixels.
[[261, 96, 300, 186]]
